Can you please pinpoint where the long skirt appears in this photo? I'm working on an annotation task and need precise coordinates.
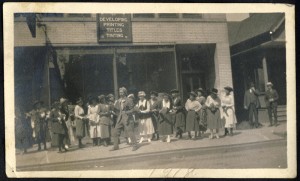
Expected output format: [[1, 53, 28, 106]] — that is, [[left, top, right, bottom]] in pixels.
[[222, 108, 237, 128], [138, 117, 155, 136], [158, 113, 173, 135], [75, 118, 86, 138], [185, 111, 200, 132], [51, 133, 59, 147], [99, 124, 110, 138], [173, 111, 186, 132], [89, 125, 101, 138], [207, 108, 222, 129]]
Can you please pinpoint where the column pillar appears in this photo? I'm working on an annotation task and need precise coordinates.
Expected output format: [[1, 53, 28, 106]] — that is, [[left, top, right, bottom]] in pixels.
[[113, 48, 118, 99], [262, 56, 269, 90]]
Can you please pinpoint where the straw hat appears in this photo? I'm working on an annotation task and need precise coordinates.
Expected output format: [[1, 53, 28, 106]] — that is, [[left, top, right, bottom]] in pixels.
[[138, 91, 146, 97]]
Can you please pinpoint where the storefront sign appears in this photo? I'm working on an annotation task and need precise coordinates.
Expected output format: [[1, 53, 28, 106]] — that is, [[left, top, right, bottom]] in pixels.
[[97, 14, 132, 42]]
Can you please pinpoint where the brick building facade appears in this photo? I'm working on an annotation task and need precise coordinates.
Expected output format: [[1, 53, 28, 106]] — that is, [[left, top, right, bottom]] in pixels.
[[14, 13, 233, 112]]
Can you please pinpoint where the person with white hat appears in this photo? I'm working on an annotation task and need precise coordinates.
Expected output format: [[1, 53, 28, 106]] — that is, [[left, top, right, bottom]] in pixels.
[[136, 91, 155, 143], [205, 88, 222, 139], [265, 82, 279, 127]]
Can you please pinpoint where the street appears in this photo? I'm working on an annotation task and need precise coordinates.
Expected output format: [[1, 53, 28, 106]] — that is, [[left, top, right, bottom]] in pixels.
[[17, 139, 286, 171]]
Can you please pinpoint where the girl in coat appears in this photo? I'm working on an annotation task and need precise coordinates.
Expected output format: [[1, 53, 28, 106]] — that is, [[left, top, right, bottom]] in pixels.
[[88, 97, 101, 146], [170, 89, 185, 139], [221, 86, 237, 136], [74, 98, 86, 148], [98, 95, 112, 146], [185, 91, 202, 140], [50, 101, 68, 153], [158, 93, 173, 143], [196, 88, 207, 138], [149, 91, 160, 141], [136, 91, 155, 143], [205, 88, 222, 139]]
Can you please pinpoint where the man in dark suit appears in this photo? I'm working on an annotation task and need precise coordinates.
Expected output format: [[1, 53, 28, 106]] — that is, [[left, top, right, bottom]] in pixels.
[[244, 82, 261, 128], [110, 87, 138, 151], [265, 82, 279, 127]]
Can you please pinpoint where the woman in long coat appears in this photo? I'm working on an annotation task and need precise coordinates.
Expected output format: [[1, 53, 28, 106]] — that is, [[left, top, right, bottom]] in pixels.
[[205, 88, 222, 139], [170, 89, 185, 139], [149, 91, 160, 141], [50, 101, 68, 153], [136, 91, 155, 143], [74, 98, 86, 148], [158, 93, 173, 143], [29, 100, 49, 151], [98, 95, 112, 147], [196, 88, 207, 137], [88, 97, 101, 146], [221, 86, 237, 136], [185, 91, 202, 140]]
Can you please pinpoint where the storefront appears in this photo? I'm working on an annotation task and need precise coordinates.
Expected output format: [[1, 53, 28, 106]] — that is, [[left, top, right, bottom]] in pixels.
[[228, 13, 286, 121], [14, 13, 232, 111]]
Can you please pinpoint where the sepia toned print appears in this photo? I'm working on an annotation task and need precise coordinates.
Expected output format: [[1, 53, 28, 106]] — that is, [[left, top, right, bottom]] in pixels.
[[4, 3, 296, 178]]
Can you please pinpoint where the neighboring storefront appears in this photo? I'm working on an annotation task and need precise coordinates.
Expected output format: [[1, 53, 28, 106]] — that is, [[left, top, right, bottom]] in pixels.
[[228, 13, 286, 121], [14, 13, 233, 112]]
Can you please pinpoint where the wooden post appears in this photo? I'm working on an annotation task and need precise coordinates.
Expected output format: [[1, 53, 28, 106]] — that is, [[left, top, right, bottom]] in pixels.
[[113, 48, 118, 99], [262, 56, 269, 90]]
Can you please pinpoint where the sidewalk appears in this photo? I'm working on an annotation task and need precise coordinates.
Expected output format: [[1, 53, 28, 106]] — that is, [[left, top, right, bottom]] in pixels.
[[16, 121, 286, 169]]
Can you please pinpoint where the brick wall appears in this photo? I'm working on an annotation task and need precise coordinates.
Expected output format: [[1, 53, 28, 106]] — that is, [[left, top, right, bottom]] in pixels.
[[14, 20, 232, 91]]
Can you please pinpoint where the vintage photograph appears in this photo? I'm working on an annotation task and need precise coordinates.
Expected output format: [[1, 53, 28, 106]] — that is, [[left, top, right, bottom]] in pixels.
[[4, 3, 296, 178]]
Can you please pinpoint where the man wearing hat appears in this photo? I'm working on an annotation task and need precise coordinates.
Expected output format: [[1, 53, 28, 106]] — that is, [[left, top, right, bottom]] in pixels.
[[111, 87, 138, 151], [170, 89, 185, 139], [265, 82, 279, 127], [244, 82, 261, 128]]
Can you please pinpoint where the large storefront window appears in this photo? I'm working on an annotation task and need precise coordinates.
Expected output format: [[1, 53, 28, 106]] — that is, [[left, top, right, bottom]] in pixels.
[[117, 51, 177, 95], [64, 46, 177, 101]]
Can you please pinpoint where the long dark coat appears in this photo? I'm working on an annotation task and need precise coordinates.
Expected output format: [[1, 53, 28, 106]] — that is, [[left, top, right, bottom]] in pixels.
[[172, 97, 186, 132], [150, 99, 160, 131]]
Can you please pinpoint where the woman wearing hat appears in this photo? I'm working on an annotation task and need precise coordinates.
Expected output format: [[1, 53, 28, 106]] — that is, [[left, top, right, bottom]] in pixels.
[[205, 88, 222, 139], [87, 97, 101, 146], [60, 98, 71, 149], [170, 89, 185, 139], [29, 100, 49, 151], [98, 95, 112, 147], [221, 86, 237, 136], [157, 93, 173, 143], [50, 101, 68, 153], [136, 91, 155, 143], [149, 91, 160, 141], [74, 98, 87, 148], [196, 88, 207, 138], [185, 91, 202, 140]]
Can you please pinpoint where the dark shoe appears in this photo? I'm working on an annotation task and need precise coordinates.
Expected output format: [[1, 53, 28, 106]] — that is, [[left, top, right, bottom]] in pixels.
[[38, 147, 42, 151], [268, 124, 273, 127], [110, 146, 119, 151]]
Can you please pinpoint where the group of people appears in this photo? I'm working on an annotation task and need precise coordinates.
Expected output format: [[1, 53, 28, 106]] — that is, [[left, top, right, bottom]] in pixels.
[[15, 81, 279, 154]]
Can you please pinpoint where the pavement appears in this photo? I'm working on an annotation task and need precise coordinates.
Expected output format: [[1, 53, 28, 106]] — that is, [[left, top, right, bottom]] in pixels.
[[15, 120, 287, 171]]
